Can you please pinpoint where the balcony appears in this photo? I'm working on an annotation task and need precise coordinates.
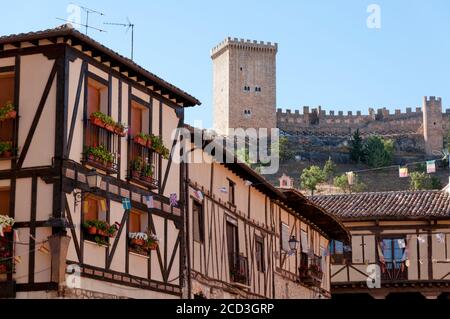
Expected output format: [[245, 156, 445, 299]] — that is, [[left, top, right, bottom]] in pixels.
[[0, 104, 17, 161], [229, 253, 249, 286], [380, 261, 408, 282], [83, 120, 119, 174], [299, 263, 323, 287], [127, 138, 160, 190]]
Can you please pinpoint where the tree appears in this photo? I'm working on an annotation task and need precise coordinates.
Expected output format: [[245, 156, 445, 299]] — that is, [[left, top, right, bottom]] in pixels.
[[275, 136, 294, 162], [350, 129, 364, 163], [364, 136, 394, 168], [323, 157, 337, 184], [334, 173, 366, 194], [410, 172, 431, 190], [300, 166, 325, 196]]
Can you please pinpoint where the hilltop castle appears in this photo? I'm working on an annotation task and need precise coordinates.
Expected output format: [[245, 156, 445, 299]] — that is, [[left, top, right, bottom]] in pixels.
[[212, 38, 447, 157]]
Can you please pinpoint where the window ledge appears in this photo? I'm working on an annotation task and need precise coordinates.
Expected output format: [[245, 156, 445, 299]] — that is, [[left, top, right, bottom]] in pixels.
[[129, 251, 150, 259], [85, 240, 109, 249]]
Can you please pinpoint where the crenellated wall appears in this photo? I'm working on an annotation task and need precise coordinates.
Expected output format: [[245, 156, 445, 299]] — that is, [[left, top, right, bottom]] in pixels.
[[277, 97, 448, 156]]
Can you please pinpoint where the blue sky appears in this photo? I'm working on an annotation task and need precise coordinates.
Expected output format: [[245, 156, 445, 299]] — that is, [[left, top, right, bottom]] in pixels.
[[2, 1, 450, 127]]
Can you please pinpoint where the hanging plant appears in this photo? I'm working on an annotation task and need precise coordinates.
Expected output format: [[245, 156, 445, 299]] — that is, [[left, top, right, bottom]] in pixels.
[[0, 102, 17, 122]]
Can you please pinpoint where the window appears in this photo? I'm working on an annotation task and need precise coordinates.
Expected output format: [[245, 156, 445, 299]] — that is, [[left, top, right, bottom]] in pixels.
[[84, 77, 119, 173], [193, 201, 204, 243], [226, 220, 239, 265], [129, 211, 142, 233], [255, 86, 262, 92], [128, 99, 158, 189], [330, 240, 345, 264], [243, 86, 250, 92], [0, 189, 10, 216], [228, 179, 235, 206], [255, 236, 265, 272], [83, 195, 107, 222], [243, 109, 252, 118], [379, 237, 407, 280], [0, 71, 15, 144], [281, 223, 290, 252]]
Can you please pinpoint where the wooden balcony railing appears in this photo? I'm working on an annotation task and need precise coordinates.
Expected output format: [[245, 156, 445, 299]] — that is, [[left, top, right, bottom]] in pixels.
[[299, 257, 323, 287], [83, 120, 119, 174], [229, 253, 249, 286]]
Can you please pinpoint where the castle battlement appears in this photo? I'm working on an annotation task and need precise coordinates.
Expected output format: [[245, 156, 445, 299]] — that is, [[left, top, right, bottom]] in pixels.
[[276, 106, 428, 118], [211, 37, 278, 59]]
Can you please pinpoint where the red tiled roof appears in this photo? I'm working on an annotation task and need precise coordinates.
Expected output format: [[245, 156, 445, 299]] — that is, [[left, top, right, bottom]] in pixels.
[[310, 190, 450, 220], [0, 24, 201, 107]]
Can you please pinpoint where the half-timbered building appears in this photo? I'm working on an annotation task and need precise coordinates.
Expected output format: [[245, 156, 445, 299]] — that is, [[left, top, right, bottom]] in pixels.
[[0, 24, 200, 299], [185, 129, 350, 299], [312, 190, 450, 300]]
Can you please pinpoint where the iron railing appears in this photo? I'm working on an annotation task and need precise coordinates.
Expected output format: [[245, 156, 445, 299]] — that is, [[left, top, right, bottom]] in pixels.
[[229, 253, 249, 285]]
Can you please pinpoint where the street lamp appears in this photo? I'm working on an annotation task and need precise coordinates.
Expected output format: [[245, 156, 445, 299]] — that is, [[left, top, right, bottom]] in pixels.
[[74, 169, 102, 208], [86, 169, 102, 190], [289, 235, 299, 252]]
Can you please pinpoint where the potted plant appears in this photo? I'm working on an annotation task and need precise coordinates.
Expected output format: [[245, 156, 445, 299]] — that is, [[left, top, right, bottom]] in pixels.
[[0, 215, 14, 235], [150, 135, 170, 159], [83, 220, 98, 235], [134, 133, 148, 147], [142, 164, 154, 184], [85, 145, 114, 168], [0, 102, 17, 121], [103, 116, 116, 133], [130, 157, 144, 178], [129, 230, 159, 254], [115, 122, 128, 137], [90, 111, 106, 127], [0, 142, 13, 159], [129, 232, 147, 247]]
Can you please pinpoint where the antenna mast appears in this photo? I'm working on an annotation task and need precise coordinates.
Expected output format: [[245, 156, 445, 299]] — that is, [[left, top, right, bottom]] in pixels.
[[104, 18, 135, 60], [76, 4, 105, 35]]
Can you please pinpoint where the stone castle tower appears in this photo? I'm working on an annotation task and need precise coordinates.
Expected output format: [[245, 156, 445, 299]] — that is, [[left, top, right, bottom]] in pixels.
[[423, 96, 443, 156], [211, 38, 277, 136]]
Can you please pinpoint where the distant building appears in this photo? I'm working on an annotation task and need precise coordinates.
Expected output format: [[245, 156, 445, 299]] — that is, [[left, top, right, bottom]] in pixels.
[[211, 38, 446, 156], [311, 190, 450, 300]]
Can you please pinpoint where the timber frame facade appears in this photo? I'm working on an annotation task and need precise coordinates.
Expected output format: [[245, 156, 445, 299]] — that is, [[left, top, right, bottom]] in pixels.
[[312, 191, 450, 300], [185, 130, 350, 299], [0, 24, 199, 299]]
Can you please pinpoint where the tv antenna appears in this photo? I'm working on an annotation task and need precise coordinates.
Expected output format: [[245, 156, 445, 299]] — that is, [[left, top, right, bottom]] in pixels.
[[104, 18, 135, 60], [56, 18, 107, 34], [72, 4, 105, 35]]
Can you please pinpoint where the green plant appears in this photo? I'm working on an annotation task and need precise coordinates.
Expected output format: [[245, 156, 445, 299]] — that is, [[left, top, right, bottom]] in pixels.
[[150, 135, 169, 159], [363, 136, 394, 168], [130, 157, 144, 171], [349, 129, 364, 164], [143, 164, 153, 177], [334, 174, 366, 194], [300, 166, 326, 196], [0, 101, 15, 120], [85, 145, 114, 164], [0, 142, 12, 155], [323, 157, 337, 184]]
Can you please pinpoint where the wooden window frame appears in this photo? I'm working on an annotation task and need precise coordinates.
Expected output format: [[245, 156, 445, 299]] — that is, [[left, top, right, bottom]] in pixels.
[[255, 236, 265, 272], [227, 179, 236, 207], [192, 200, 205, 244]]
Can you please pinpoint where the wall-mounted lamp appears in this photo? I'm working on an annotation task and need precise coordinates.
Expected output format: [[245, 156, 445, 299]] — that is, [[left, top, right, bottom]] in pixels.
[[74, 169, 102, 208], [289, 235, 299, 252]]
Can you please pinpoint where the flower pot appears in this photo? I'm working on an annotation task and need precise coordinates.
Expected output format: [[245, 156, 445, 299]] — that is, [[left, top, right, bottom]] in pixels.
[[87, 226, 97, 235], [105, 124, 115, 133], [8, 110, 17, 119], [91, 116, 104, 127], [146, 139, 152, 149], [132, 170, 141, 179], [97, 230, 108, 237], [131, 238, 145, 246], [0, 264, 7, 274], [2, 225, 12, 234], [142, 176, 154, 184], [147, 242, 158, 251], [134, 136, 147, 147], [1, 151, 12, 158]]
